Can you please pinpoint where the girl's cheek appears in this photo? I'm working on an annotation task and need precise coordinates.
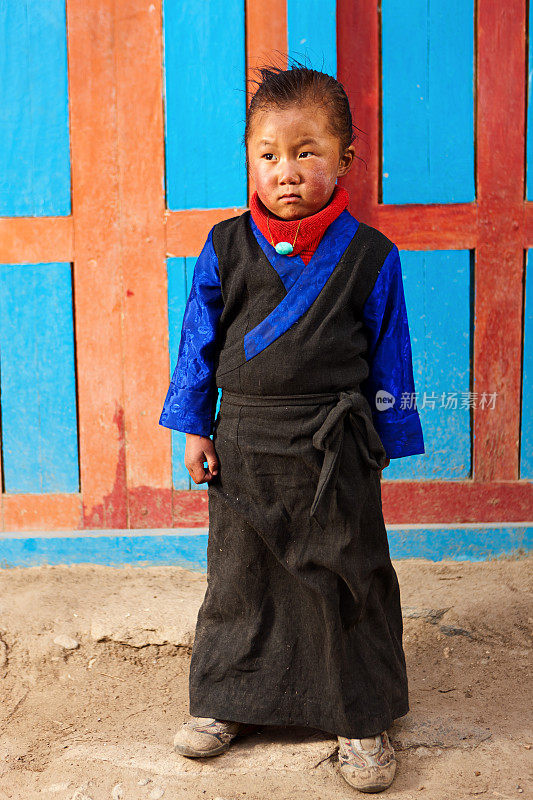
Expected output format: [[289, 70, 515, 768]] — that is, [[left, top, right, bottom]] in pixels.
[[251, 168, 274, 195], [305, 166, 334, 196]]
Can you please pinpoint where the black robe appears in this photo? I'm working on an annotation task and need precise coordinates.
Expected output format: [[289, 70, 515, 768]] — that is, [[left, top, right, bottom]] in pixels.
[[187, 210, 409, 739]]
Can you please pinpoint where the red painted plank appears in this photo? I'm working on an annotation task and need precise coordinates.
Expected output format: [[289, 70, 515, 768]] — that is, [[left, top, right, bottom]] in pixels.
[[375, 203, 478, 250], [382, 480, 533, 524], [173, 489, 209, 527], [525, 203, 533, 243], [524, 203, 533, 244], [337, 0, 379, 220], [171, 482, 533, 527], [475, 0, 526, 481]]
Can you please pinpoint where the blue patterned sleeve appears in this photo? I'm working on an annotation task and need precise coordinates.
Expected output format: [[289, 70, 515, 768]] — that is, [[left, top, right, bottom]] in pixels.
[[159, 228, 224, 436], [360, 244, 425, 459]]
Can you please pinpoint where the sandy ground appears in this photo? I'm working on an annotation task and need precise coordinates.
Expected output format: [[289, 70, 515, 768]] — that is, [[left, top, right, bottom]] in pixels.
[[0, 557, 531, 800]]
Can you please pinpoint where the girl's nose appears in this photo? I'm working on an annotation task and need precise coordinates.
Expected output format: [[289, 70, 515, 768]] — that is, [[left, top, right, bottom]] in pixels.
[[278, 160, 300, 185]]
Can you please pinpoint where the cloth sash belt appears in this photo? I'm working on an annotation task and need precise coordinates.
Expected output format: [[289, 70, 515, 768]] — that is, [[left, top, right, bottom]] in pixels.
[[220, 389, 388, 530]]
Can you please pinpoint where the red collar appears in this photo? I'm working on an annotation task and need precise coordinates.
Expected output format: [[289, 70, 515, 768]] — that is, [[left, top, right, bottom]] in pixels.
[[250, 186, 350, 264]]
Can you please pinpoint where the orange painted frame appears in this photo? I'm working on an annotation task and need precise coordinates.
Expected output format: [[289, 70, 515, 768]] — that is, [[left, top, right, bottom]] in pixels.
[[0, 0, 530, 531], [0, 0, 280, 531]]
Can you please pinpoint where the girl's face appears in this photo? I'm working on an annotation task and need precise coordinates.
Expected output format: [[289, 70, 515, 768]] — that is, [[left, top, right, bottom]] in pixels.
[[247, 102, 355, 220]]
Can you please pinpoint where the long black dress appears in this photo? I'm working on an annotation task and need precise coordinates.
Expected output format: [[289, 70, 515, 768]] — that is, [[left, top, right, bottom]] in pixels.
[[187, 210, 410, 739]]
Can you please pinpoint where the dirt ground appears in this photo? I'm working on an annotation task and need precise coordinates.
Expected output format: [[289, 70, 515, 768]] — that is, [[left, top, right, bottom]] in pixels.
[[0, 556, 531, 800]]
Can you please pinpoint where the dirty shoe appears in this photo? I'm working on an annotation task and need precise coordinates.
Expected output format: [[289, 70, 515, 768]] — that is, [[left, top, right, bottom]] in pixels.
[[173, 716, 250, 758], [337, 730, 396, 793]]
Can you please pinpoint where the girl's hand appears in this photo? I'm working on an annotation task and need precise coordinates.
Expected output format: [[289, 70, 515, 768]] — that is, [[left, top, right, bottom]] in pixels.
[[184, 433, 220, 483]]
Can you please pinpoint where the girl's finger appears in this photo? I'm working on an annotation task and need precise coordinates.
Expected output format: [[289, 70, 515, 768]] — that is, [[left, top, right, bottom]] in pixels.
[[188, 460, 208, 484], [206, 452, 219, 476]]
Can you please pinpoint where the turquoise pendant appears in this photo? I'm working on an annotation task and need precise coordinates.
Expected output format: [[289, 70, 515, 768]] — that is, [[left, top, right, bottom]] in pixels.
[[275, 241, 294, 255]]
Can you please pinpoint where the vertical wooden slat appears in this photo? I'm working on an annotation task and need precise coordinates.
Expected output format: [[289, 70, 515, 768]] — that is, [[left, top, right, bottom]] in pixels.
[[0, 262, 79, 493], [381, 0, 475, 204], [475, 0, 526, 480], [521, 2, 532, 477], [163, 0, 247, 210], [184, 257, 204, 493], [178, 257, 222, 494], [245, 0, 287, 203], [521, 250, 533, 477], [0, 0, 71, 216], [167, 257, 190, 491], [113, 0, 172, 527], [67, 0, 127, 527], [246, 0, 287, 82], [387, 250, 472, 481], [527, 0, 533, 200], [287, 0, 337, 76], [336, 0, 379, 221]]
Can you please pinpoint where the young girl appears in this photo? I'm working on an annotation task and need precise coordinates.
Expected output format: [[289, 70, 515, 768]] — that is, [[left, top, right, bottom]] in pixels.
[[159, 65, 424, 794]]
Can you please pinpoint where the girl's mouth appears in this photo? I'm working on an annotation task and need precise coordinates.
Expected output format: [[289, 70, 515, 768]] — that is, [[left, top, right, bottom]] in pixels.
[[279, 194, 301, 202]]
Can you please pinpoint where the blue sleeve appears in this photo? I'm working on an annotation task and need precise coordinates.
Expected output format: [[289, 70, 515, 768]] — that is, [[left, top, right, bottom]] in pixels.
[[360, 244, 425, 459], [159, 228, 224, 436]]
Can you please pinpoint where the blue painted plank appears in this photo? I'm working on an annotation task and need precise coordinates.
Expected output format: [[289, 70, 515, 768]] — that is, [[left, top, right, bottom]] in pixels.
[[387, 524, 533, 562], [0, 0, 71, 216], [182, 258, 222, 492], [167, 257, 222, 492], [287, 0, 337, 77], [382, 0, 475, 204], [166, 258, 190, 490], [0, 525, 530, 569], [163, 0, 246, 210], [0, 531, 209, 572], [526, 0, 533, 200], [521, 250, 533, 477], [0, 262, 79, 493], [387, 250, 471, 481], [184, 258, 202, 492]]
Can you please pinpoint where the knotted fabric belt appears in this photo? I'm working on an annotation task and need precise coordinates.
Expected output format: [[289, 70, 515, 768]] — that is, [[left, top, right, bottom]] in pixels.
[[221, 389, 388, 530]]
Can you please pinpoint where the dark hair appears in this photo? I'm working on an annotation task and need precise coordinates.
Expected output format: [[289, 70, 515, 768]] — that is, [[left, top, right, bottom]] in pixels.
[[244, 59, 358, 158]]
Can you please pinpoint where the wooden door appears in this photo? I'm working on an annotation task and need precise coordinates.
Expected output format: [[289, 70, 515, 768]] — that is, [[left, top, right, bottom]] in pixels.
[[0, 1, 530, 551]]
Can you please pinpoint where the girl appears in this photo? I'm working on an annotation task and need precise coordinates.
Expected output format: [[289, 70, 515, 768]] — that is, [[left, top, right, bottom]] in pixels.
[[159, 65, 424, 794]]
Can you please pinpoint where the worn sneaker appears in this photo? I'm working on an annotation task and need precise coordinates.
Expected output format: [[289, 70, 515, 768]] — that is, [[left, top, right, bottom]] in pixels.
[[337, 730, 396, 793], [173, 716, 253, 758]]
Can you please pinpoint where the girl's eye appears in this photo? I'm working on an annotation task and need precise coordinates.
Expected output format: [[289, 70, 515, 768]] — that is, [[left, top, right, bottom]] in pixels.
[[299, 151, 313, 158], [262, 153, 276, 160]]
